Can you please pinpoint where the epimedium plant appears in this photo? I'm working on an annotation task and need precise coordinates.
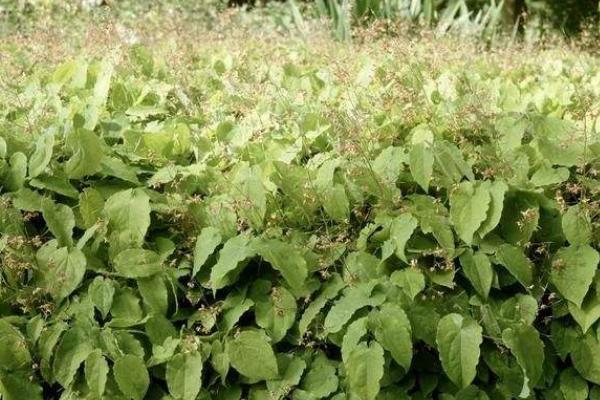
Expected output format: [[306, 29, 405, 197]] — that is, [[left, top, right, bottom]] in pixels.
[[0, 39, 599, 400]]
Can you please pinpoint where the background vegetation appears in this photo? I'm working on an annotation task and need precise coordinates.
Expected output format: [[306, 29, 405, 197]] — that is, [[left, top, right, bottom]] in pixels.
[[1, 1, 600, 400]]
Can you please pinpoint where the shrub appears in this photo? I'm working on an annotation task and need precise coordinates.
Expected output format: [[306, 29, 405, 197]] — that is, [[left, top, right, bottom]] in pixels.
[[0, 35, 599, 399]]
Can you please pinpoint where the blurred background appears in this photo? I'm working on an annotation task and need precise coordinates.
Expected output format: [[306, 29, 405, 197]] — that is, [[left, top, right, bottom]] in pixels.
[[1, 0, 598, 42]]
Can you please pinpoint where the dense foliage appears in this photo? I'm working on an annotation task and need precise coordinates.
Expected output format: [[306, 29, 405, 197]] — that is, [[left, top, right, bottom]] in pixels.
[[1, 29, 600, 400]]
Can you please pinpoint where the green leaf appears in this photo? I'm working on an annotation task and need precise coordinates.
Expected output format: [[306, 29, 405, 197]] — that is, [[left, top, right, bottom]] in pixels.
[[113, 355, 150, 400], [0, 320, 32, 371], [498, 194, 539, 245], [0, 136, 6, 158], [410, 142, 434, 192], [109, 287, 144, 327], [227, 330, 278, 381], [267, 355, 307, 399], [368, 303, 412, 370], [530, 164, 570, 186], [389, 213, 418, 262], [0, 372, 43, 400], [300, 353, 338, 398], [41, 200, 74, 248], [345, 341, 384, 400], [210, 234, 254, 290], [146, 315, 177, 346], [85, 350, 109, 399], [568, 292, 600, 334], [433, 141, 474, 184], [232, 163, 266, 229], [193, 226, 222, 277], [255, 238, 308, 290], [221, 290, 254, 333], [113, 249, 163, 278], [79, 188, 105, 228], [11, 187, 44, 211], [298, 274, 345, 335], [324, 282, 383, 334], [323, 184, 350, 222], [104, 188, 151, 251], [138, 274, 169, 316], [88, 276, 115, 319], [28, 130, 55, 178], [502, 324, 544, 398], [38, 246, 87, 302], [436, 313, 483, 388], [5, 152, 28, 191], [65, 129, 104, 179], [495, 244, 533, 288], [572, 332, 600, 385], [477, 180, 508, 238], [459, 250, 493, 299], [341, 317, 369, 362], [390, 268, 425, 301], [450, 182, 491, 245], [167, 351, 203, 400], [560, 368, 588, 400], [252, 283, 297, 343], [53, 326, 94, 387], [562, 205, 592, 246], [551, 245, 599, 307], [84, 56, 114, 130]]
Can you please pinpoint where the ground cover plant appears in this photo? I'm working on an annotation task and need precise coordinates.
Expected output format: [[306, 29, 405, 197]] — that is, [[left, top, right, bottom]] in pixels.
[[1, 6, 600, 400]]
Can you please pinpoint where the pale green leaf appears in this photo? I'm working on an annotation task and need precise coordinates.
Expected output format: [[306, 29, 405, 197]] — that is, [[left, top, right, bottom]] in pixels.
[[436, 313, 482, 388], [104, 188, 151, 251], [0, 320, 32, 371], [53, 326, 94, 387], [562, 205, 592, 246], [113, 249, 163, 278], [255, 238, 308, 290], [459, 250, 493, 299], [227, 330, 278, 381], [369, 303, 412, 370], [390, 213, 418, 262], [28, 130, 55, 178], [551, 245, 599, 307], [298, 274, 345, 335], [477, 180, 508, 238], [345, 341, 384, 400], [502, 324, 545, 398], [41, 200, 74, 248], [324, 282, 382, 334], [568, 292, 600, 334], [300, 353, 338, 398], [252, 283, 297, 343], [390, 268, 425, 301], [113, 355, 150, 400], [572, 332, 600, 385], [495, 244, 533, 288], [65, 129, 104, 179], [85, 350, 109, 399], [167, 351, 203, 400], [450, 182, 491, 245], [210, 234, 254, 290], [193, 226, 222, 277], [410, 142, 434, 192], [38, 246, 86, 302], [138, 274, 169, 316], [267, 355, 307, 399], [88, 276, 115, 319]]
